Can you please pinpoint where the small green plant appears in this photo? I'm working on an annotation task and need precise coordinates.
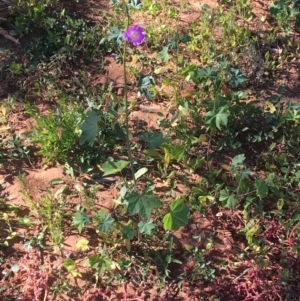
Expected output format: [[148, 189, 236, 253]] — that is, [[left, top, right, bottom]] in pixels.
[[24, 185, 67, 250], [184, 243, 216, 281], [269, 0, 299, 33], [37, 193, 66, 249], [12, 0, 105, 59], [25, 100, 82, 164], [0, 208, 18, 247], [186, 3, 252, 65]]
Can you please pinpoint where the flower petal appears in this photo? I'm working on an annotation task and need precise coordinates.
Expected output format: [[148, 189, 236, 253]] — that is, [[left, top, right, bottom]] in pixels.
[[124, 25, 146, 46]]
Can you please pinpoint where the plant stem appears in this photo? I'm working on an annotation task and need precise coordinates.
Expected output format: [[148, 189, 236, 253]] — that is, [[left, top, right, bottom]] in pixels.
[[123, 3, 137, 190]]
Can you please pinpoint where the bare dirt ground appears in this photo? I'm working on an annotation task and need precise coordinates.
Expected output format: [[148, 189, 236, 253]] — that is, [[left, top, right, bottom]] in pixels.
[[1, 0, 300, 300]]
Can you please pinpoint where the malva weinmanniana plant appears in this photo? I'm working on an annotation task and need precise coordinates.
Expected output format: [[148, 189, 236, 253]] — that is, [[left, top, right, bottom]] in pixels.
[[75, 1, 189, 253], [121, 19, 189, 235], [122, 19, 146, 189]]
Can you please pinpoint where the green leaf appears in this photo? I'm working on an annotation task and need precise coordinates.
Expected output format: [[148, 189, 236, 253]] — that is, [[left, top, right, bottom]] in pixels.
[[219, 189, 238, 208], [157, 46, 170, 62], [277, 198, 284, 210], [138, 219, 156, 235], [144, 149, 163, 158], [285, 108, 300, 121], [162, 144, 186, 163], [163, 197, 189, 231], [229, 69, 248, 87], [205, 106, 230, 130], [124, 190, 161, 220], [79, 111, 98, 146], [64, 258, 75, 271], [88, 255, 112, 274], [120, 185, 127, 199], [50, 178, 65, 186], [139, 87, 153, 100], [139, 75, 155, 88], [265, 173, 276, 187], [9, 63, 22, 74], [239, 168, 251, 180], [269, 1, 283, 18], [140, 131, 168, 149], [121, 225, 136, 240], [255, 179, 268, 199], [102, 159, 129, 176], [236, 177, 252, 194], [93, 210, 115, 233], [63, 258, 81, 277], [72, 211, 91, 233], [232, 154, 245, 166], [108, 26, 123, 45], [17, 217, 34, 226]]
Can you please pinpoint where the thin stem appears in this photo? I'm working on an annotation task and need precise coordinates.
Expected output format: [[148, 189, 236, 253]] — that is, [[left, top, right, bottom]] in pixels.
[[174, 11, 179, 104], [123, 3, 137, 190]]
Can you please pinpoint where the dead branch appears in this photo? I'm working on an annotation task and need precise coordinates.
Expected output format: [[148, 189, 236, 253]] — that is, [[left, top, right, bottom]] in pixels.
[[0, 26, 20, 45], [0, 0, 20, 45]]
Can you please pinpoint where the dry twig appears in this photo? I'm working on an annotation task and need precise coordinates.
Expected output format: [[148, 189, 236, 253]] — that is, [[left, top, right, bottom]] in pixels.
[[0, 0, 20, 45]]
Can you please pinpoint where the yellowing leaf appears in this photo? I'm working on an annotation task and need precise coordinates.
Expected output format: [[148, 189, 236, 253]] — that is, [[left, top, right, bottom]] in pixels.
[[206, 242, 213, 250], [0, 126, 10, 132], [199, 134, 207, 142], [1, 105, 7, 116], [124, 239, 131, 252], [184, 244, 193, 251], [76, 238, 90, 252], [6, 232, 17, 240], [163, 178, 171, 187], [154, 66, 168, 74], [221, 164, 231, 171], [164, 149, 171, 167], [253, 245, 261, 252], [110, 261, 121, 271], [266, 101, 276, 113], [277, 198, 284, 210], [63, 258, 82, 278], [246, 226, 260, 244], [131, 54, 138, 65], [134, 167, 148, 180]]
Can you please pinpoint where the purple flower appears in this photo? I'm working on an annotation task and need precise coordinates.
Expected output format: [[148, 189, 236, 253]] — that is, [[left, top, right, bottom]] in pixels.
[[123, 25, 146, 46]]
